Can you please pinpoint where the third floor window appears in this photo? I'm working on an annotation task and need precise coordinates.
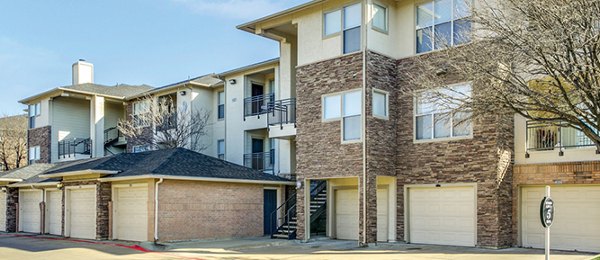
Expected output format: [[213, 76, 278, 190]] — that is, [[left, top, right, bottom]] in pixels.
[[218, 91, 225, 120], [324, 3, 362, 54], [416, 0, 472, 53]]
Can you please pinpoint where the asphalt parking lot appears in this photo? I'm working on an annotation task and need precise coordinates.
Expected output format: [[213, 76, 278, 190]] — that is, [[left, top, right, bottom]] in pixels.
[[0, 233, 597, 260]]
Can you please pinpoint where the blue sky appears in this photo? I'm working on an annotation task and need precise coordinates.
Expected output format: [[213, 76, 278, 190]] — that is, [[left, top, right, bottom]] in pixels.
[[0, 0, 307, 116]]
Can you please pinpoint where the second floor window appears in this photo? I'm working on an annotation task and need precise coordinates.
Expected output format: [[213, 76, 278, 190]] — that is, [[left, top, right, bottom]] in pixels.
[[28, 103, 40, 128], [29, 146, 40, 164], [217, 139, 225, 160], [324, 3, 362, 54], [416, 0, 471, 53], [372, 3, 388, 33], [415, 83, 472, 141], [218, 91, 225, 120], [133, 100, 150, 127], [322, 90, 363, 142]]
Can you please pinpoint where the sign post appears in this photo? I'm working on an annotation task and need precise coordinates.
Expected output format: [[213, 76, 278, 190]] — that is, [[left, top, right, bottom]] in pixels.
[[540, 186, 554, 260]]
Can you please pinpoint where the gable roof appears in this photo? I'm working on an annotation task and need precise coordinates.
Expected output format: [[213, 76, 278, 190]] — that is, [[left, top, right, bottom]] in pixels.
[[0, 164, 56, 182], [127, 74, 224, 100], [20, 83, 154, 104], [42, 148, 292, 184]]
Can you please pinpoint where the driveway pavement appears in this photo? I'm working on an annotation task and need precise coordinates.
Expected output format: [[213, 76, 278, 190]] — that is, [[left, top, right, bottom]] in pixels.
[[0, 233, 597, 260]]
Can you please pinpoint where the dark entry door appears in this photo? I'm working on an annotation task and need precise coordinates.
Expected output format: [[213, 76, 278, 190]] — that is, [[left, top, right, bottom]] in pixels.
[[252, 138, 264, 170], [251, 83, 264, 114], [264, 189, 277, 235]]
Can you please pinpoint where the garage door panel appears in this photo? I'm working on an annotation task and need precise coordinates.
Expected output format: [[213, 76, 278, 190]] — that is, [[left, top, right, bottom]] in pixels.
[[46, 190, 62, 235], [69, 188, 96, 239], [0, 192, 6, 231], [409, 186, 475, 247], [20, 190, 42, 233], [522, 186, 600, 252], [114, 186, 148, 242]]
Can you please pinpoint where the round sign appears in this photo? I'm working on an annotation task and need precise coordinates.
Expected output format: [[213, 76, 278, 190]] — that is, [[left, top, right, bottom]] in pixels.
[[540, 197, 555, 228]]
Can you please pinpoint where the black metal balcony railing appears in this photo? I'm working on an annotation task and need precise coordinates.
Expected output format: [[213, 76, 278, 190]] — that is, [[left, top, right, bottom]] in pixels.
[[58, 138, 92, 160], [267, 98, 296, 128], [104, 127, 124, 145], [244, 93, 275, 118], [526, 121, 597, 157], [244, 149, 275, 173]]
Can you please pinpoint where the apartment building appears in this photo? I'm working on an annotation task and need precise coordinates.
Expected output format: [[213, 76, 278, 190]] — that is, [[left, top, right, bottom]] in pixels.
[[19, 60, 152, 164], [236, 0, 600, 252]]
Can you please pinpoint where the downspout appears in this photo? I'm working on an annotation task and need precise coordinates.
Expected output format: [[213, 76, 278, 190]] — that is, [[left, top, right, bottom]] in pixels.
[[361, 0, 369, 247], [154, 178, 163, 242]]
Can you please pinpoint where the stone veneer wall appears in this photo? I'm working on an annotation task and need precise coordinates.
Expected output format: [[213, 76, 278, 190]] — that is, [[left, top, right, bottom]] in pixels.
[[28, 126, 51, 163], [295, 52, 364, 240], [395, 52, 514, 248], [61, 181, 111, 239], [364, 51, 400, 242], [512, 161, 600, 245], [5, 187, 18, 232]]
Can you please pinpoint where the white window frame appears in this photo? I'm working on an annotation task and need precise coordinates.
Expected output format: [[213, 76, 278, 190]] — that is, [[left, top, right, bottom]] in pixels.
[[413, 82, 473, 143], [132, 100, 151, 128], [217, 139, 225, 160], [322, 2, 363, 55], [372, 2, 389, 34], [321, 89, 363, 144], [415, 0, 472, 54], [132, 144, 153, 153], [28, 103, 41, 128], [217, 91, 225, 120], [372, 88, 389, 120], [29, 146, 40, 163]]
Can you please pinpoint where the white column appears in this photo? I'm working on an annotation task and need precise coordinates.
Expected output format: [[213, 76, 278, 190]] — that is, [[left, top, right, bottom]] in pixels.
[[279, 40, 292, 100], [90, 96, 105, 157]]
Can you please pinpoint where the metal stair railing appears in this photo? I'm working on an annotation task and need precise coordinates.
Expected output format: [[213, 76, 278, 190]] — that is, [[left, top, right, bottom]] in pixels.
[[270, 192, 296, 238]]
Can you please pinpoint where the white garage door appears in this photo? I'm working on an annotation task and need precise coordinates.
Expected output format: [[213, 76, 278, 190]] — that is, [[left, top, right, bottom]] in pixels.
[[19, 190, 42, 233], [335, 189, 390, 241], [377, 189, 388, 242], [409, 186, 476, 247], [522, 186, 600, 252], [45, 190, 62, 235], [336, 189, 358, 240], [0, 192, 6, 232], [67, 188, 96, 239], [114, 185, 148, 241]]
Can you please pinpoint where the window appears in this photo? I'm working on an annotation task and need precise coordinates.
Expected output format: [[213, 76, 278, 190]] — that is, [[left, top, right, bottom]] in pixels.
[[29, 146, 40, 164], [133, 145, 153, 153], [218, 91, 225, 120], [373, 90, 388, 118], [28, 103, 40, 128], [372, 3, 388, 32], [322, 90, 363, 142], [133, 100, 150, 127], [324, 9, 342, 36], [323, 95, 342, 120], [415, 83, 472, 140], [344, 3, 362, 54], [416, 0, 472, 53], [217, 139, 225, 160], [323, 3, 362, 54]]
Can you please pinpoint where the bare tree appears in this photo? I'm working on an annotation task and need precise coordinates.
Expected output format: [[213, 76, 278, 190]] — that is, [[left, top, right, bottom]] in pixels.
[[0, 115, 27, 171], [406, 0, 600, 149], [118, 95, 211, 152]]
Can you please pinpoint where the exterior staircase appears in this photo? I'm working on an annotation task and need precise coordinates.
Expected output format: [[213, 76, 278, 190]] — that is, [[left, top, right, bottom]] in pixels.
[[270, 181, 327, 239]]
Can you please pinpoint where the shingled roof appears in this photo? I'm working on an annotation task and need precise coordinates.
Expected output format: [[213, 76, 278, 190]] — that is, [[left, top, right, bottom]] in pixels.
[[20, 83, 153, 104], [0, 164, 56, 182], [42, 148, 292, 183]]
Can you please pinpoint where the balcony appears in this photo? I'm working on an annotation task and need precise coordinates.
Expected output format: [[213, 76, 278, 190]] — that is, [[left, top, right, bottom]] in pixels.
[[244, 149, 275, 173], [58, 138, 92, 160], [267, 98, 296, 128], [244, 93, 275, 118], [526, 121, 597, 157]]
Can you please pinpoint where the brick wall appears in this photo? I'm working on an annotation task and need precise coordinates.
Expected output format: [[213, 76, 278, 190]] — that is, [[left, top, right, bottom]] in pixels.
[[6, 187, 18, 232], [295, 52, 365, 240], [28, 126, 51, 163], [395, 52, 514, 248], [512, 161, 600, 245], [157, 180, 263, 242]]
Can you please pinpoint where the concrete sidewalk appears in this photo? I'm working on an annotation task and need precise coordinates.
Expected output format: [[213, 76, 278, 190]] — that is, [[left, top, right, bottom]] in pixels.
[[154, 237, 599, 260]]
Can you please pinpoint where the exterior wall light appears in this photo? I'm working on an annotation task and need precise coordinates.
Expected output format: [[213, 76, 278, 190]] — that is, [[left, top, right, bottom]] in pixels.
[[180, 91, 187, 96], [0, 187, 6, 193], [57, 183, 64, 190], [229, 79, 237, 85]]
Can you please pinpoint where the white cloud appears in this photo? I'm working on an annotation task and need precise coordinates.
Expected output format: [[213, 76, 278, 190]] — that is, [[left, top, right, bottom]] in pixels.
[[172, 0, 304, 20]]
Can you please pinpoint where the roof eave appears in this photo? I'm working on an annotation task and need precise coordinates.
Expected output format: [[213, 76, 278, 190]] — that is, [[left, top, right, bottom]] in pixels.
[[0, 178, 23, 183], [219, 58, 280, 78], [40, 169, 120, 179], [236, 0, 324, 36], [9, 181, 60, 188], [98, 174, 295, 185]]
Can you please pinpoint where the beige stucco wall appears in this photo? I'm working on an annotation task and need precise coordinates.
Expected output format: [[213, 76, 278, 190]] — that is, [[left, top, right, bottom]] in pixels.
[[157, 180, 264, 242]]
